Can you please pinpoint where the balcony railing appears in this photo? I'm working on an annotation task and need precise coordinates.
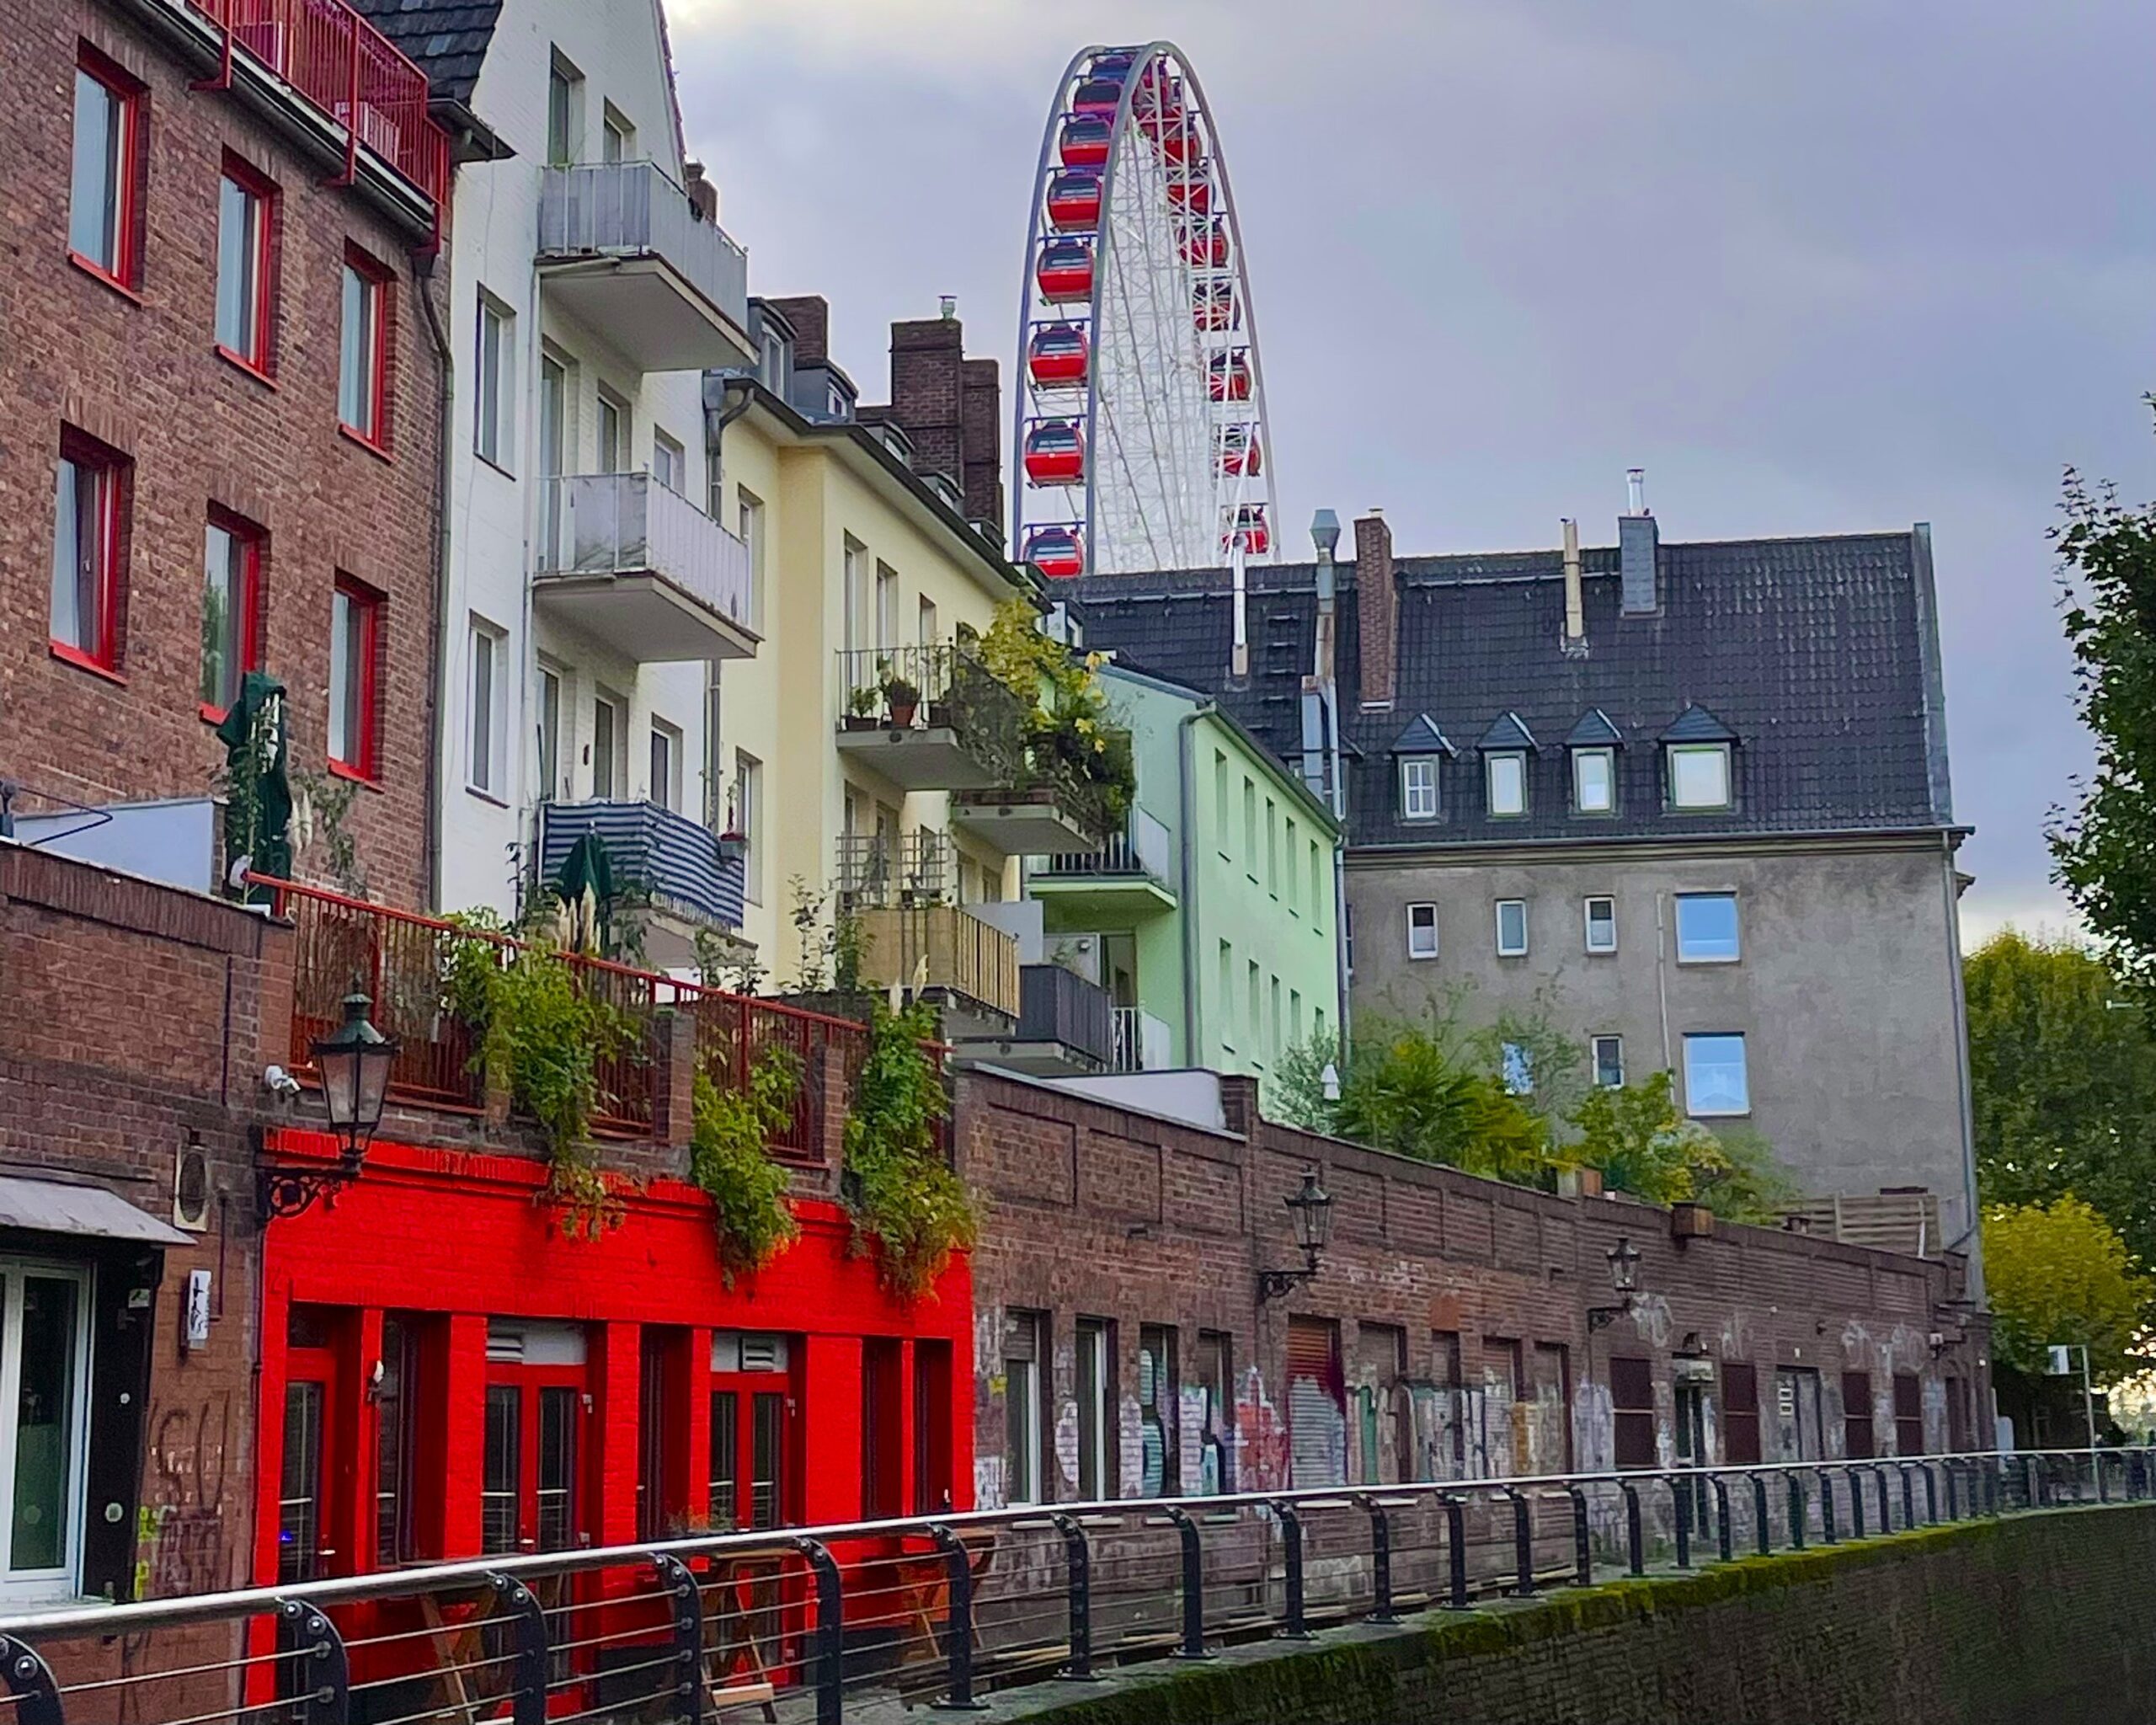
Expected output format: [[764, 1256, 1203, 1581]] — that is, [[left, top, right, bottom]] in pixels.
[[536, 473, 755, 659], [835, 642, 1029, 780], [836, 829, 951, 907], [1043, 807, 1174, 881], [262, 877, 863, 1149], [178, 0, 451, 211], [537, 800, 744, 931], [1017, 963, 1115, 1065], [538, 161, 751, 364], [855, 904, 1022, 1018], [1111, 1006, 1175, 1072]]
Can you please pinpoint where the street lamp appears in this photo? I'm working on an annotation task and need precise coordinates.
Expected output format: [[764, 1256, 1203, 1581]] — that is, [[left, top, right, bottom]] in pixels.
[[1258, 1169, 1334, 1303], [1588, 1236, 1642, 1332], [259, 989, 398, 1222]]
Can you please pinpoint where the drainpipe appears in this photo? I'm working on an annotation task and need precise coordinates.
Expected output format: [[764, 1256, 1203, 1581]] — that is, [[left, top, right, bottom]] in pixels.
[[414, 254, 455, 911], [1940, 828, 1983, 1300], [1177, 705, 1207, 1063], [702, 379, 756, 830]]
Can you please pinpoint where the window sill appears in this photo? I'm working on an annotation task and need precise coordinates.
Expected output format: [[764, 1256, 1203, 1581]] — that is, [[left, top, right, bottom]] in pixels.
[[215, 345, 278, 389], [328, 760, 385, 793], [1406, 951, 1439, 963], [475, 450, 516, 482], [466, 784, 510, 809], [339, 423, 393, 464], [68, 251, 141, 303], [1674, 955, 1742, 967], [50, 641, 126, 686]]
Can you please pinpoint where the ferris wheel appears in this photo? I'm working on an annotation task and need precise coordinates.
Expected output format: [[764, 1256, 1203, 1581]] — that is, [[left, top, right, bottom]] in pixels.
[[1012, 43, 1278, 579]]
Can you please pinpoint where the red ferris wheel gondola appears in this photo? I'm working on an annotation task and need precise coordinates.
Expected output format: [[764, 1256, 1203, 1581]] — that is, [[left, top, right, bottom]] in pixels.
[[1025, 525, 1086, 580], [1179, 219, 1229, 270], [1047, 170, 1102, 232], [1027, 323, 1090, 390], [1071, 77, 1123, 119], [1022, 419, 1086, 487], [1036, 238, 1095, 303], [1208, 349, 1252, 403], [1217, 425, 1261, 478], [1193, 278, 1239, 333], [1059, 112, 1111, 170], [1166, 171, 1212, 216], [1225, 504, 1270, 557]]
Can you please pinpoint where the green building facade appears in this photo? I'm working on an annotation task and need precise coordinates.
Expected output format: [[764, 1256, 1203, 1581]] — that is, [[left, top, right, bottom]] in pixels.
[[1028, 664, 1344, 1089]]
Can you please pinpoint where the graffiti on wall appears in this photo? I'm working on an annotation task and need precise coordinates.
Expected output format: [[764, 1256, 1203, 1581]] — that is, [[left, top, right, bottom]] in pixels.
[[133, 1390, 238, 1601]]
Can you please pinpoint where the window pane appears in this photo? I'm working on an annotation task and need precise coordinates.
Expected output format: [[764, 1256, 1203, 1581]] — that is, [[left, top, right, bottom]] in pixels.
[[537, 668, 561, 801], [278, 1381, 324, 1583], [750, 1391, 784, 1529], [13, 1276, 82, 1573], [1670, 745, 1729, 808], [70, 72, 122, 270], [1496, 900, 1527, 955], [1407, 903, 1438, 959], [536, 1387, 578, 1551], [339, 267, 378, 436], [201, 524, 241, 709], [1487, 752, 1524, 814], [470, 628, 496, 790], [481, 1386, 520, 1555], [1575, 749, 1613, 812], [1593, 1036, 1624, 1087], [593, 698, 616, 798], [1501, 1042, 1532, 1095], [1684, 1033, 1749, 1115], [708, 1391, 739, 1530], [1674, 894, 1740, 962], [216, 177, 258, 355], [328, 590, 354, 765], [1586, 897, 1616, 952], [51, 458, 90, 652], [375, 1316, 411, 1567]]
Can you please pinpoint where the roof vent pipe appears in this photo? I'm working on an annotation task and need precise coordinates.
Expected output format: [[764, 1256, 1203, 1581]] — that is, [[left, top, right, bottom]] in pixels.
[[1561, 517, 1586, 649], [1626, 467, 1647, 515]]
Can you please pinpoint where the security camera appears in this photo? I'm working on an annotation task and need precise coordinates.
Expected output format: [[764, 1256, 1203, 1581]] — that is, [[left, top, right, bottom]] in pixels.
[[263, 1065, 302, 1100]]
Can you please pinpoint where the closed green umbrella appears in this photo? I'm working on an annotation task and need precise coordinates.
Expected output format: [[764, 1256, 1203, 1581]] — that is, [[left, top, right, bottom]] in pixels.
[[215, 670, 291, 902], [553, 830, 616, 953]]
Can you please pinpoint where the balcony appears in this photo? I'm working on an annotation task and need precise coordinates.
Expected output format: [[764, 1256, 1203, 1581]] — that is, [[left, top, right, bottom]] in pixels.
[[1111, 1006, 1177, 1072], [536, 474, 757, 662], [536, 800, 744, 942], [837, 829, 952, 908], [854, 903, 1021, 1018], [1032, 808, 1178, 922], [537, 161, 752, 369], [833, 643, 1027, 793], [948, 963, 1115, 1076]]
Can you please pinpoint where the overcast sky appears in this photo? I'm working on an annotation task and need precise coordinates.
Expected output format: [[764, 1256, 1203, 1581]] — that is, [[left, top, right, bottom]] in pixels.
[[670, 0, 2156, 940]]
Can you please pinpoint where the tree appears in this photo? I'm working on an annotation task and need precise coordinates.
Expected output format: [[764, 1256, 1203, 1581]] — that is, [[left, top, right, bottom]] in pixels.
[[1965, 930, 2156, 1280], [1330, 1016, 1550, 1182], [1983, 1198, 2150, 1387], [1566, 1071, 1798, 1224], [2049, 433, 2156, 978]]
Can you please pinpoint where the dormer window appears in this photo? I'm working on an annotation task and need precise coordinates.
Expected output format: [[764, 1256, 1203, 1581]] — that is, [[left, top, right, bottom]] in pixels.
[[1668, 743, 1732, 809], [1486, 752, 1526, 816], [1400, 758, 1438, 820], [1573, 748, 1614, 813]]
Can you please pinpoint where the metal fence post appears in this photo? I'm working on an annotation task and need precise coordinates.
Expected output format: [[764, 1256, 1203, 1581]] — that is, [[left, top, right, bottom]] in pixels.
[[792, 1537, 845, 1725], [1900, 1466, 1918, 1530], [274, 1599, 350, 1725], [0, 1637, 64, 1725], [1049, 1514, 1101, 1678], [1441, 1493, 1470, 1609], [2024, 1455, 2041, 1509], [1788, 1474, 1807, 1551], [1163, 1506, 1214, 1658], [1817, 1470, 1838, 1544], [930, 1524, 991, 1709], [487, 1573, 551, 1725], [1944, 1461, 1961, 1521], [1565, 1484, 1593, 1587], [649, 1554, 705, 1725], [1748, 1474, 1771, 1555], [1267, 1501, 1311, 1641], [1848, 1467, 1867, 1538], [2097, 1450, 2112, 1504], [1712, 1477, 1734, 1563], [1870, 1466, 1892, 1533], [1670, 1476, 1692, 1570], [1355, 1494, 1397, 1622], [1501, 1487, 1535, 1597], [1621, 1481, 1645, 1575]]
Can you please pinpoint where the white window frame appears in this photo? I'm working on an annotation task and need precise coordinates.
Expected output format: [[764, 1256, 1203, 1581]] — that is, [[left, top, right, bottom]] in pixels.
[[1406, 901, 1438, 960], [1494, 898, 1529, 959], [652, 428, 686, 494], [1075, 1318, 1112, 1500], [733, 750, 763, 903], [1683, 1032, 1751, 1117], [591, 686, 627, 801], [1592, 1034, 1625, 1089], [649, 718, 682, 812], [600, 102, 635, 164], [737, 488, 766, 631], [595, 387, 629, 475], [1583, 895, 1618, 954], [546, 51, 583, 167], [1668, 742, 1732, 810], [1673, 892, 1742, 964], [466, 617, 509, 798], [1005, 1314, 1044, 1506], [1486, 750, 1527, 817], [0, 1258, 94, 1604], [1400, 756, 1439, 821], [1573, 746, 1615, 814], [536, 660, 564, 803], [474, 291, 515, 472]]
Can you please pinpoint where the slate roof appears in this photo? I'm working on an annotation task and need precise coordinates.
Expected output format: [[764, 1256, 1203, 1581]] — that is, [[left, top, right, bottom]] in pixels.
[[347, 0, 503, 108], [1063, 528, 1955, 850], [1390, 715, 1456, 756]]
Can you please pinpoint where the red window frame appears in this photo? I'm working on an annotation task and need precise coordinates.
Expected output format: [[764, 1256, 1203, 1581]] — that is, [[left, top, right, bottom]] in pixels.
[[200, 505, 266, 722], [69, 45, 146, 295], [215, 152, 280, 380], [50, 426, 130, 680], [328, 575, 383, 782], [339, 244, 394, 453]]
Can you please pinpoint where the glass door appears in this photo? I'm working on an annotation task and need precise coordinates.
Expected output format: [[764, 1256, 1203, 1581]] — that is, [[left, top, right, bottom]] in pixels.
[[0, 1263, 93, 1604]]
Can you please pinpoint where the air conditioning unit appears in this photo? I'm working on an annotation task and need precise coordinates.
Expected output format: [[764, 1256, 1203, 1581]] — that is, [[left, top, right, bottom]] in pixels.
[[173, 1140, 211, 1232]]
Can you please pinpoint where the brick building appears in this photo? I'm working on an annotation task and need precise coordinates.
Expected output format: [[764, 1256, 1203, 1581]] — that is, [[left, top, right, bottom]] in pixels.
[[0, 0, 451, 908], [958, 1065, 1989, 1513]]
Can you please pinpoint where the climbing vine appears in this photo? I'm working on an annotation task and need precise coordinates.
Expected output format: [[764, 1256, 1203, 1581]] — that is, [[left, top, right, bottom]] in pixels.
[[843, 999, 976, 1298], [445, 911, 634, 1239], [689, 1048, 803, 1282]]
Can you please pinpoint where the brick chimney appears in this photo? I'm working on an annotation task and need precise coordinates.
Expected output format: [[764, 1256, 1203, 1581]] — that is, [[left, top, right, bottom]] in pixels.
[[1353, 509, 1398, 708], [960, 356, 1005, 538], [1620, 467, 1660, 616], [765, 295, 830, 366], [889, 315, 965, 494]]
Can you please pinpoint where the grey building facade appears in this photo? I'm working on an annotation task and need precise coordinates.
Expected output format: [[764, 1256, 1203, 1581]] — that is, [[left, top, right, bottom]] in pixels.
[[1061, 493, 1978, 1264]]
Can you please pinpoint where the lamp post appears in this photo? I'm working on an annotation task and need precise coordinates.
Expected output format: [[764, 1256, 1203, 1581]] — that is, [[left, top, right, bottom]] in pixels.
[[1588, 1236, 1642, 1332], [1257, 1169, 1334, 1303], [259, 990, 398, 1221]]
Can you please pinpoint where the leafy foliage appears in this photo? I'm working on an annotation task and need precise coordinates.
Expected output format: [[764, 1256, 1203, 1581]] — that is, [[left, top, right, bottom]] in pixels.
[[445, 911, 634, 1239], [980, 598, 1136, 828], [689, 1050, 803, 1284], [2049, 434, 2156, 980], [1327, 1013, 1550, 1183], [1983, 1197, 2151, 1385], [843, 1000, 976, 1298], [1567, 1072, 1796, 1223]]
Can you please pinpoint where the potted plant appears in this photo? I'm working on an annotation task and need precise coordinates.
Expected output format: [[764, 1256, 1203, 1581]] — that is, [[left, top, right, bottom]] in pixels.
[[845, 685, 881, 731], [717, 830, 749, 864], [883, 673, 922, 729]]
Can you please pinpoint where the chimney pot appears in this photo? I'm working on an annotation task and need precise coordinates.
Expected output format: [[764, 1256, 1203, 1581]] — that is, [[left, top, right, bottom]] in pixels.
[[1626, 467, 1647, 515], [1561, 517, 1586, 648]]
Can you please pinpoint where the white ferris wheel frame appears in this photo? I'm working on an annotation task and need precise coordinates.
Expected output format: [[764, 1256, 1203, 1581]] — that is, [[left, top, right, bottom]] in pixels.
[[1011, 41, 1279, 577]]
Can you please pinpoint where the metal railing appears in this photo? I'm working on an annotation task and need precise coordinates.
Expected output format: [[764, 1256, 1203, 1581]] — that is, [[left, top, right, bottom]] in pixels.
[[854, 904, 1022, 1017], [836, 830, 951, 908], [177, 0, 451, 211], [263, 877, 865, 1144], [536, 473, 755, 633], [3, 1449, 2141, 1724], [1017, 963, 1115, 1064], [538, 160, 750, 330], [1110, 1004, 1172, 1072], [1043, 806, 1173, 881]]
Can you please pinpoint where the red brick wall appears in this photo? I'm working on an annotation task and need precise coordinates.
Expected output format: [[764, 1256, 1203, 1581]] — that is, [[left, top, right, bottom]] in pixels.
[[0, 0, 443, 906], [958, 1068, 1988, 1508]]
